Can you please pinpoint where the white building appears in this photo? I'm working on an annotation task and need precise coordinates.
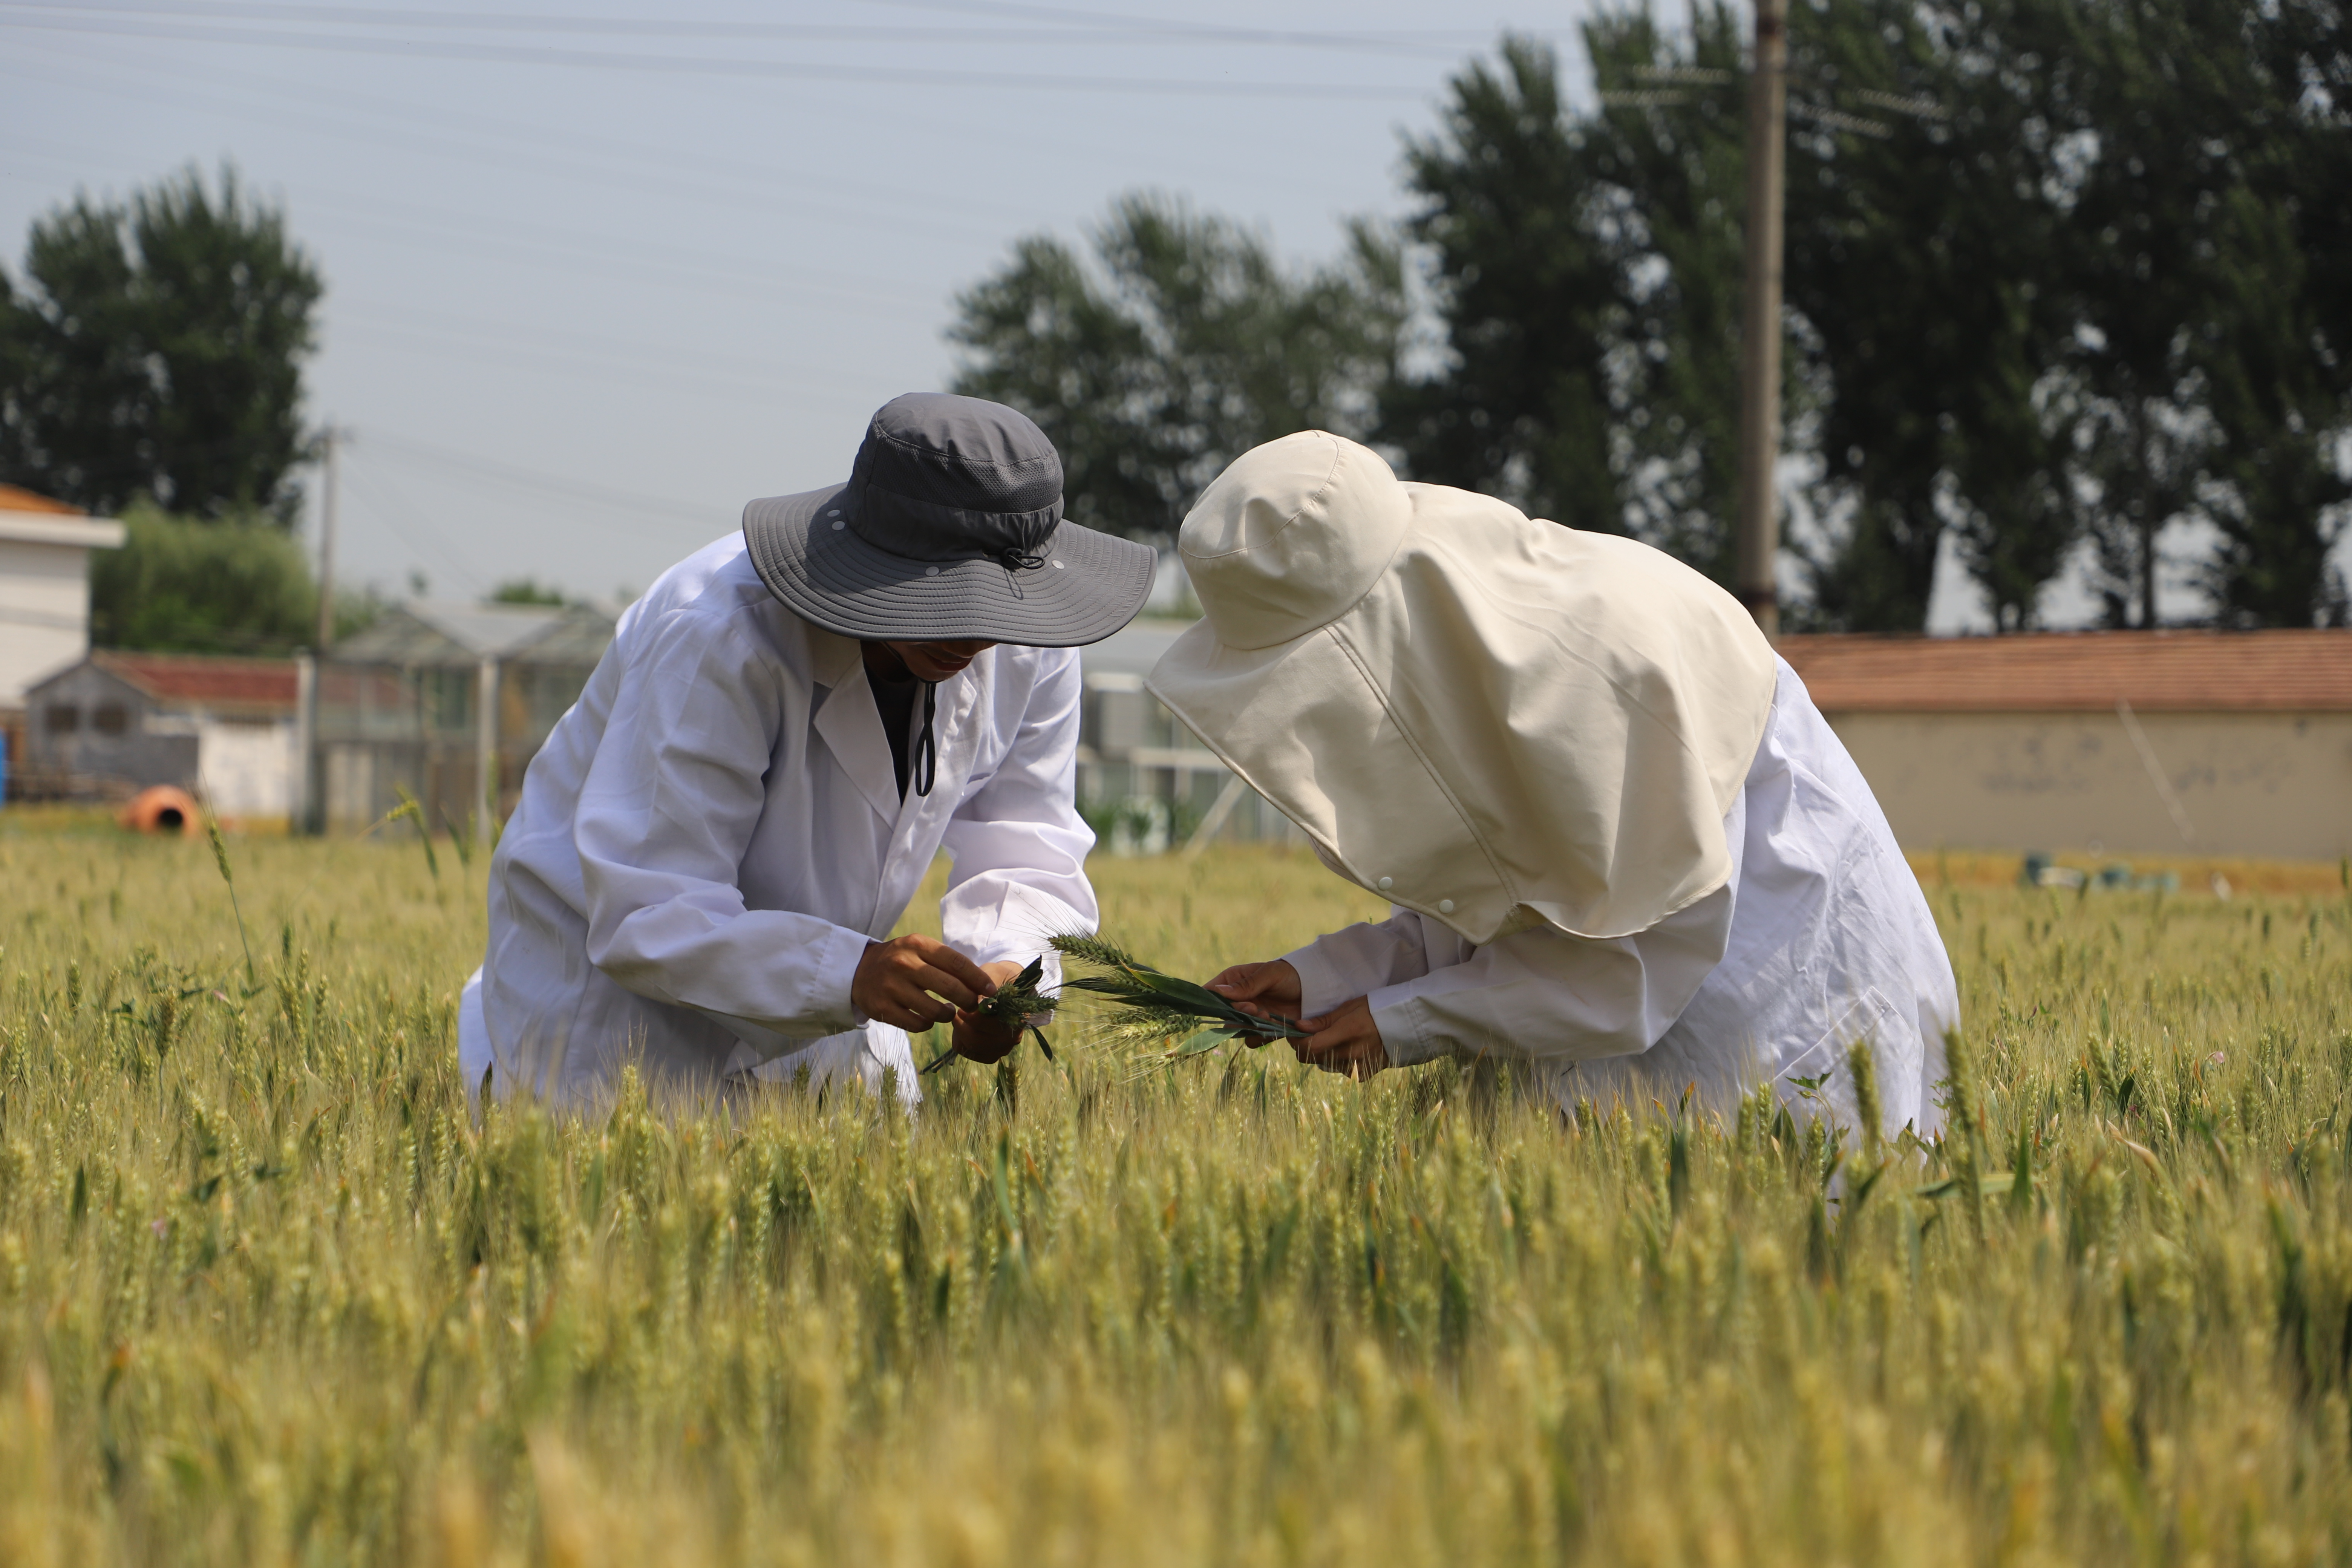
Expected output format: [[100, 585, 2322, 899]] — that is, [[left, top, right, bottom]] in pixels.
[[0, 485, 126, 786], [1075, 616, 1299, 851]]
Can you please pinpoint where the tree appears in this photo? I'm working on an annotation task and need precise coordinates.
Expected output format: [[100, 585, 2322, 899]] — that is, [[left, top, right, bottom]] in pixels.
[[947, 193, 1406, 542], [89, 504, 318, 654], [1393, 2, 2351, 630], [488, 580, 570, 607], [2165, 0, 2350, 626], [1780, 0, 2080, 631], [0, 164, 323, 523], [1392, 9, 2071, 625], [1379, 37, 1642, 549]]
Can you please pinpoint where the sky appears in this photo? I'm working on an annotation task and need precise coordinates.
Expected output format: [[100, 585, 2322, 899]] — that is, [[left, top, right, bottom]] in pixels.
[[1, 0, 1601, 609], [6, 1, 2321, 631]]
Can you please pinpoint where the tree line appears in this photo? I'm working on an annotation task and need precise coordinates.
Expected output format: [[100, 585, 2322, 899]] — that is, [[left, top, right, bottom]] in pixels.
[[954, 0, 2351, 629], [7, 0, 2346, 641]]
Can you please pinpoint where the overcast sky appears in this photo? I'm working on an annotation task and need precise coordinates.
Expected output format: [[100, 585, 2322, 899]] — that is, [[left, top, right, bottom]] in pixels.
[[2, 0, 1604, 608], [10, 0, 2309, 631]]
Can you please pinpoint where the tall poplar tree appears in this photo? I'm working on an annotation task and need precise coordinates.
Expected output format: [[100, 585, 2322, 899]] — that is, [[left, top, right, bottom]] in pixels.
[[0, 164, 322, 523]]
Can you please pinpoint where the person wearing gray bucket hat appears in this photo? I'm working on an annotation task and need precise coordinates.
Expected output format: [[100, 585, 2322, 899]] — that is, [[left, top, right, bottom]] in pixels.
[[456, 394, 1155, 1107], [745, 392, 1154, 647]]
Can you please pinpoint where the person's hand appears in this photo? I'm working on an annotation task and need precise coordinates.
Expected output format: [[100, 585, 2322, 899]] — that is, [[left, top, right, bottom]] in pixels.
[[1207, 960, 1302, 1047], [853, 935, 997, 1034], [1291, 995, 1388, 1080], [949, 959, 1030, 1065]]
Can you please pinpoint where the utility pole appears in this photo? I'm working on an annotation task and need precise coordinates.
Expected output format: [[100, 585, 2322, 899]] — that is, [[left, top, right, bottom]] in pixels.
[[1734, 0, 1790, 638], [315, 424, 341, 652], [303, 424, 341, 835], [1617, 10, 1937, 640]]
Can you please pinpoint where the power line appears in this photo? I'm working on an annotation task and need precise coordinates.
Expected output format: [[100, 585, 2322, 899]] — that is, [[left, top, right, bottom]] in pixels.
[[0, 0, 1524, 58], [19, 33, 1061, 226], [2, 140, 954, 314], [341, 449, 488, 596], [0, 160, 890, 415], [0, 12, 1432, 98], [299, 199, 923, 318], [0, 44, 1047, 240], [331, 302, 866, 395], [361, 432, 730, 528], [329, 316, 858, 412]]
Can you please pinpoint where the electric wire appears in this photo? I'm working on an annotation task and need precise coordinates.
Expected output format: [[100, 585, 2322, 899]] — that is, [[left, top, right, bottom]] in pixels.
[[0, 44, 1041, 240], [360, 432, 730, 530], [330, 315, 862, 412], [2, 139, 945, 315], [0, 0, 1523, 59], [0, 160, 912, 405], [0, 12, 1431, 98], [340, 449, 488, 594]]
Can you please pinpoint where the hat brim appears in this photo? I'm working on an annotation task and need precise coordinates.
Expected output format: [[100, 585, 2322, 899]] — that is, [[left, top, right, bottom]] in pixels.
[[743, 484, 1156, 646]]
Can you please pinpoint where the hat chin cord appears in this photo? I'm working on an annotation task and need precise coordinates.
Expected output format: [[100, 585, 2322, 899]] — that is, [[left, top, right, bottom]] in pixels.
[[993, 544, 1047, 599], [913, 679, 938, 797]]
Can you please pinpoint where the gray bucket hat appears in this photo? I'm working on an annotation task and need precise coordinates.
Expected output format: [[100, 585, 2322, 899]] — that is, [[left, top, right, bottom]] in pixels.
[[743, 393, 1156, 646]]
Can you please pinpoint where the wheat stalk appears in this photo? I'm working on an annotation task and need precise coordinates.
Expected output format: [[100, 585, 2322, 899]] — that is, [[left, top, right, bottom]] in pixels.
[[920, 955, 1058, 1073], [1047, 932, 1308, 1072]]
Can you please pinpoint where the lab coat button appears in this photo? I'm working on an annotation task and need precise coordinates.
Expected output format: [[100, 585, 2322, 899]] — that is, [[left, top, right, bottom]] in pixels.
[[1376, 876, 1393, 891], [1438, 899, 1455, 914]]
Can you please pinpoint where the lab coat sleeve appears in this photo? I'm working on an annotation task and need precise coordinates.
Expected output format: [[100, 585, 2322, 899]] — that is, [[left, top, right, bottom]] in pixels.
[[575, 607, 871, 1038], [938, 648, 1099, 987], [1283, 913, 1437, 1016], [1285, 893, 1733, 1070]]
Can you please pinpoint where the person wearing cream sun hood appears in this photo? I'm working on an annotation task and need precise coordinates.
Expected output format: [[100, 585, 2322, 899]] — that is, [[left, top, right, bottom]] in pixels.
[[1164, 431, 1958, 1138]]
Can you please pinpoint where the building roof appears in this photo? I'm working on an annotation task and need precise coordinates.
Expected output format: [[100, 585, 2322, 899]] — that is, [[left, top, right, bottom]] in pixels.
[[0, 484, 126, 550], [73, 651, 299, 715], [329, 599, 616, 668], [0, 485, 86, 516], [1779, 629, 2352, 713]]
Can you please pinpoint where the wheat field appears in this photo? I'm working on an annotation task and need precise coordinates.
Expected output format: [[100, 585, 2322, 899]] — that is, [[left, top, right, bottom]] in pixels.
[[0, 821, 2347, 1566]]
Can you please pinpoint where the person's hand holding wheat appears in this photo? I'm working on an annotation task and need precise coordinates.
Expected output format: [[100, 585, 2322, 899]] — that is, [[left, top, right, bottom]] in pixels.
[[948, 959, 1037, 1064], [1205, 961, 1300, 1044], [1210, 962, 1386, 1076]]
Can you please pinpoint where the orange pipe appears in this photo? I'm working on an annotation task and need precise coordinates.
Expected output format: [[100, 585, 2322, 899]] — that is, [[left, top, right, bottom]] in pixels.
[[120, 784, 203, 837]]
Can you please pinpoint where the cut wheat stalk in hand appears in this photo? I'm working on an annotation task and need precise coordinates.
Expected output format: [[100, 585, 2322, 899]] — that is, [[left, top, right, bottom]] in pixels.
[[919, 955, 1058, 1074], [916, 935, 1310, 1076], [1047, 933, 1310, 1071]]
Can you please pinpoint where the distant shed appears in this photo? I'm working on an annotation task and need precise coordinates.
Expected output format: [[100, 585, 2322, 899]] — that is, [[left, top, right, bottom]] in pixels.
[[1778, 630, 2352, 860], [21, 651, 299, 816], [315, 600, 614, 833]]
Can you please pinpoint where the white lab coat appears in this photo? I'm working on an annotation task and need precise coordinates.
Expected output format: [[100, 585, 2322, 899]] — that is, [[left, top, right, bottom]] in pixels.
[[1282, 659, 1958, 1137], [458, 532, 1097, 1105]]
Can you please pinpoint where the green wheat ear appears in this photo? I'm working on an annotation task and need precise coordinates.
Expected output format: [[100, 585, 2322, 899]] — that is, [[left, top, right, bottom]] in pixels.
[[205, 815, 257, 986], [1048, 931, 1147, 971]]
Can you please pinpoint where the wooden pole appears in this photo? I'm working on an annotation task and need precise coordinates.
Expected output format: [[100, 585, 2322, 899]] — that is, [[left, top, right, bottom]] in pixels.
[[475, 654, 498, 847], [303, 426, 340, 835], [1735, 0, 1789, 637], [314, 425, 340, 652]]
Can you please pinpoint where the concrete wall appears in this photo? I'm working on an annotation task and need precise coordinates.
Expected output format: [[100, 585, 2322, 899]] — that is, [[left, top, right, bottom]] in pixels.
[[196, 718, 299, 819], [1826, 709, 2352, 859], [0, 537, 93, 707]]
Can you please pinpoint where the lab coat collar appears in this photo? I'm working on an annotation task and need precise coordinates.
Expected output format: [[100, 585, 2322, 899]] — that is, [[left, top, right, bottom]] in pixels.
[[810, 633, 901, 828], [809, 634, 991, 839]]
